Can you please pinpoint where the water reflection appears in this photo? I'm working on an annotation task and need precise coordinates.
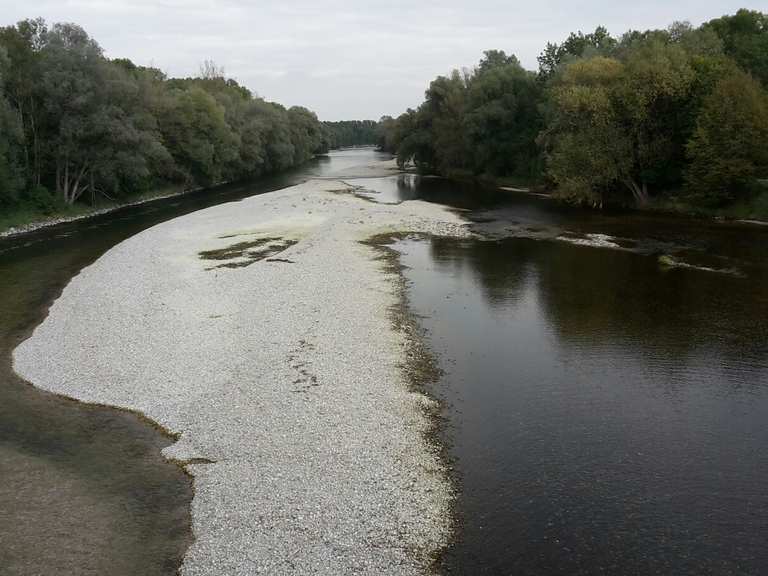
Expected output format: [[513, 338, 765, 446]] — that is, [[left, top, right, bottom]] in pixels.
[[426, 237, 768, 360], [354, 174, 420, 204], [397, 234, 768, 575], [353, 173, 509, 209]]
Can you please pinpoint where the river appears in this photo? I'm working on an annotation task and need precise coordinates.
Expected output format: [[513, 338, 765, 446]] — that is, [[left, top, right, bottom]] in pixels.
[[2, 148, 767, 574], [386, 186, 768, 574]]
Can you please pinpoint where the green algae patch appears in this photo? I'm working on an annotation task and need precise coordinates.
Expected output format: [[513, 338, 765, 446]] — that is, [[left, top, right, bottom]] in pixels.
[[199, 237, 298, 270]]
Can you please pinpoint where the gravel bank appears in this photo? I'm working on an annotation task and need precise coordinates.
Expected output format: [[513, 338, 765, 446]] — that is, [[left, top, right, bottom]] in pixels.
[[14, 176, 468, 575]]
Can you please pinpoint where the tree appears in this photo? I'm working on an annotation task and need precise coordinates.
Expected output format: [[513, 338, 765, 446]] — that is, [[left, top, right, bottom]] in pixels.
[[0, 18, 48, 188], [0, 47, 23, 206], [322, 120, 378, 148], [464, 51, 542, 177], [375, 116, 397, 152], [0, 17, 327, 216], [423, 71, 470, 174], [288, 106, 323, 164], [39, 23, 171, 204], [537, 26, 617, 79], [542, 57, 633, 207], [158, 86, 239, 186], [685, 69, 768, 204], [705, 10, 768, 86], [542, 36, 698, 207]]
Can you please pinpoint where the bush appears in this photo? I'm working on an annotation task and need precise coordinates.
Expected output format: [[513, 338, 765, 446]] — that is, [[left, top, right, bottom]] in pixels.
[[22, 185, 59, 215]]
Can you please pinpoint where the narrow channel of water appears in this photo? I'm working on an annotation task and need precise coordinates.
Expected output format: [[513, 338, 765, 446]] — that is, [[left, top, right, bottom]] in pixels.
[[0, 149, 387, 575], [393, 195, 768, 574]]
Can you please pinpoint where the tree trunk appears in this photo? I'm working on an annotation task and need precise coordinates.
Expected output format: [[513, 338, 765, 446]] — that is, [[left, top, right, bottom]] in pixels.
[[62, 160, 70, 203], [69, 165, 88, 205], [30, 103, 41, 188], [16, 100, 31, 180], [625, 179, 649, 207]]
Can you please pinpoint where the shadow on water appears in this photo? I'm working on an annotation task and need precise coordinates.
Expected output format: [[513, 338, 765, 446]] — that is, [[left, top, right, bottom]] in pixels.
[[394, 216, 768, 574], [0, 156, 338, 575], [351, 173, 509, 209]]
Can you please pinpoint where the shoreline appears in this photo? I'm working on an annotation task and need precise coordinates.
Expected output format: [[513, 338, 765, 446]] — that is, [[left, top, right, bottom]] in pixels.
[[406, 166, 768, 227], [361, 231, 473, 573], [0, 152, 400, 240], [0, 185, 194, 239], [13, 170, 467, 574]]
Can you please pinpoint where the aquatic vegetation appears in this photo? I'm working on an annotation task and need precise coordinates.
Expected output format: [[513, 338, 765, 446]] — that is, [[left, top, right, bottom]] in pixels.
[[199, 237, 298, 269]]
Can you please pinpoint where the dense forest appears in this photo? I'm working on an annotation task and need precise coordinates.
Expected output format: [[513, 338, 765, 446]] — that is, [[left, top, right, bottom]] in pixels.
[[322, 120, 378, 148], [377, 9, 768, 213], [0, 19, 328, 226], [2, 12, 766, 228]]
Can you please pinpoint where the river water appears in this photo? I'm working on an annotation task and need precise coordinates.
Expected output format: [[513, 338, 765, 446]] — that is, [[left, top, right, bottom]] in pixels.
[[0, 149, 386, 575], [379, 180, 768, 574], [3, 149, 767, 575]]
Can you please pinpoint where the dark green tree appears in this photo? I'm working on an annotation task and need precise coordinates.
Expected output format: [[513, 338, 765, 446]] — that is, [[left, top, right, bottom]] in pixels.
[[686, 69, 768, 203], [705, 9, 768, 85], [0, 47, 24, 206]]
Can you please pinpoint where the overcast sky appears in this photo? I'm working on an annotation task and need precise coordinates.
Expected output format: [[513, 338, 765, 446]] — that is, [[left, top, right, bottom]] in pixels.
[[1, 1, 755, 120]]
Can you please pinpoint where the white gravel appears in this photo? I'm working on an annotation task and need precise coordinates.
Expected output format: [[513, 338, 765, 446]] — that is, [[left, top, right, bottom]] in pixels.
[[13, 175, 468, 575]]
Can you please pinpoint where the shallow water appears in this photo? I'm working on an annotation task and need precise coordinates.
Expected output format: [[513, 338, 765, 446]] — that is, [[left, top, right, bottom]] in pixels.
[[394, 198, 768, 574], [0, 152, 371, 575]]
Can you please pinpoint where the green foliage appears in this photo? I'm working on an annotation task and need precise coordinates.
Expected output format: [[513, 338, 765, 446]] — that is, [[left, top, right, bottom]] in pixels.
[[322, 120, 378, 148], [537, 26, 617, 79], [381, 53, 543, 180], [159, 86, 238, 185], [0, 47, 23, 207], [22, 185, 58, 214], [289, 106, 324, 164], [542, 57, 632, 207], [705, 9, 768, 86], [0, 17, 327, 217], [2, 10, 767, 221], [465, 53, 542, 178], [685, 70, 768, 204], [380, 9, 768, 215]]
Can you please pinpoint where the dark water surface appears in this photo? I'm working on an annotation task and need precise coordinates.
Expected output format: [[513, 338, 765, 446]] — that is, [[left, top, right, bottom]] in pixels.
[[0, 149, 383, 575], [394, 197, 768, 574]]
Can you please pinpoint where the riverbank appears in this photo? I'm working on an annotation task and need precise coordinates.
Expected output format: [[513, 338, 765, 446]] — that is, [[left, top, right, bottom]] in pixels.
[[642, 190, 768, 224], [0, 152, 402, 240], [418, 165, 768, 226], [14, 172, 467, 574], [0, 184, 190, 239]]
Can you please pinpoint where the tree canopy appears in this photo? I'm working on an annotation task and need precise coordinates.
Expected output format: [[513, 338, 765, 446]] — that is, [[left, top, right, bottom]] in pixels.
[[322, 120, 378, 148], [0, 18, 328, 211], [378, 10, 768, 210]]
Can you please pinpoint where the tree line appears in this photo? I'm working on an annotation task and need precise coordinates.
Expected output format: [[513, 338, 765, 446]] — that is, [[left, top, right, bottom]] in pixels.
[[0, 19, 328, 216], [322, 120, 378, 149], [376, 9, 768, 210]]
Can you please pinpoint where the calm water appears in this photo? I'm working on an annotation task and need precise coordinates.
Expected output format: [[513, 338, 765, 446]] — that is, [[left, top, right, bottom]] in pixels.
[[0, 149, 384, 575], [394, 198, 768, 574]]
